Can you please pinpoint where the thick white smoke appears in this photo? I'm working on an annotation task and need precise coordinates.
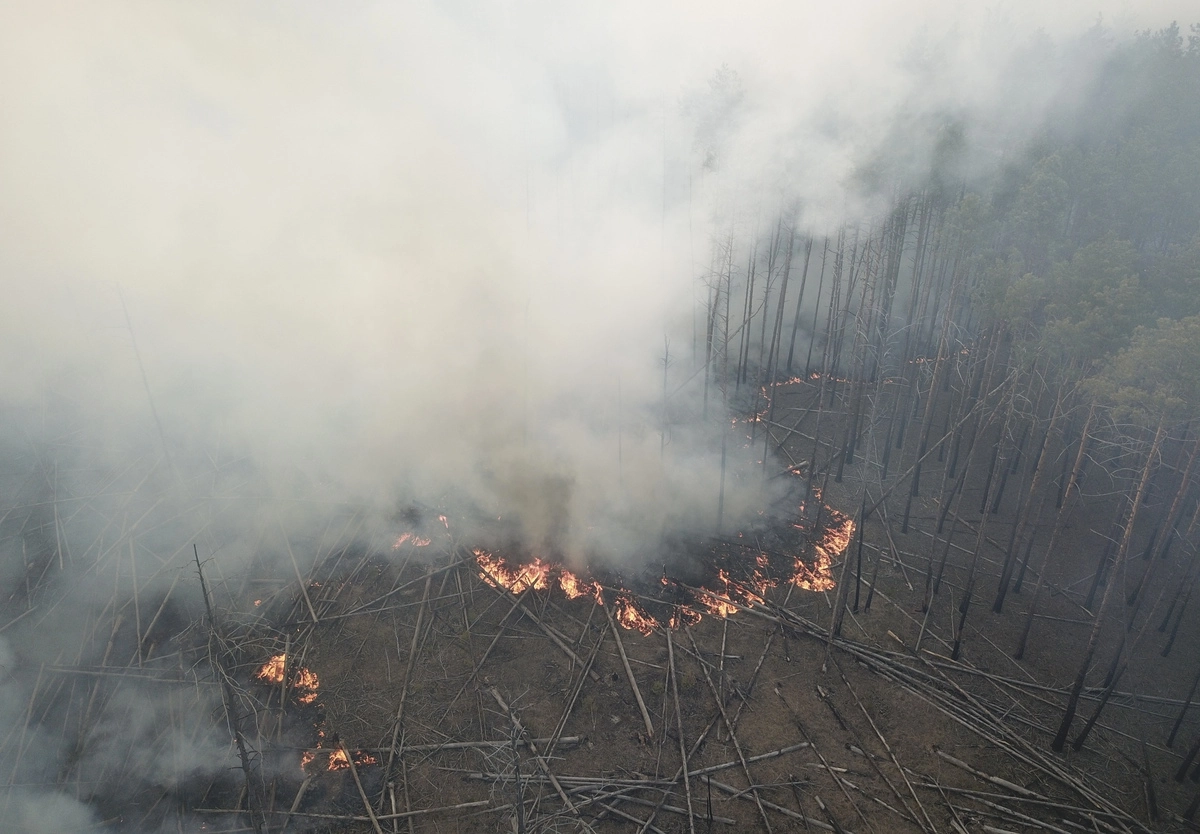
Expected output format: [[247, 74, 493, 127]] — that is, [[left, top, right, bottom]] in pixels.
[[0, 0, 1192, 560]]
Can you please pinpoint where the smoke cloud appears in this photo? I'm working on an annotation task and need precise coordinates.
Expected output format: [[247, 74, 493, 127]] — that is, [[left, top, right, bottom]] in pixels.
[[0, 0, 1191, 555]]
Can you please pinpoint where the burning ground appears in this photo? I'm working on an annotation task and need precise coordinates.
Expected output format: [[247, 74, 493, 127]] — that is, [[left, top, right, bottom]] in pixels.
[[209, 377, 1200, 833], [471, 484, 853, 635], [230, 480, 861, 831]]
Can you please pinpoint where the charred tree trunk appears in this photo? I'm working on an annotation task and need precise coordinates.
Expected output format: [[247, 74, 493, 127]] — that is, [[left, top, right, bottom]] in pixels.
[[804, 239, 831, 377], [196, 546, 266, 834], [994, 385, 1064, 612], [1128, 435, 1200, 607], [951, 391, 1015, 660], [1160, 500, 1200, 640], [736, 239, 759, 389], [761, 226, 797, 474], [1052, 420, 1166, 753], [901, 271, 965, 533], [1016, 402, 1097, 660], [785, 237, 815, 375]]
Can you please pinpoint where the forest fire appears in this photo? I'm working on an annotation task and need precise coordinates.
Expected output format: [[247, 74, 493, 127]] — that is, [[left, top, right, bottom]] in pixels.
[[474, 501, 854, 634], [475, 551, 604, 602], [745, 373, 848, 423], [326, 748, 378, 771], [392, 531, 433, 549], [254, 654, 320, 705], [300, 733, 379, 774]]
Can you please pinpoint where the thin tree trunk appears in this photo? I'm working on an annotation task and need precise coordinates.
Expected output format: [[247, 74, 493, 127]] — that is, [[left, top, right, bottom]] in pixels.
[[785, 238, 815, 375], [1128, 435, 1200, 606], [1052, 420, 1166, 753], [994, 386, 1064, 612], [951, 394, 1015, 660], [804, 238, 830, 377], [1016, 402, 1096, 660], [901, 274, 964, 532], [762, 227, 797, 474]]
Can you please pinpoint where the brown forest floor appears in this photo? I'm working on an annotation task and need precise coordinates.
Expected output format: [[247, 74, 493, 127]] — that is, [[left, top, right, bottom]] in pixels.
[[222, 378, 1200, 834]]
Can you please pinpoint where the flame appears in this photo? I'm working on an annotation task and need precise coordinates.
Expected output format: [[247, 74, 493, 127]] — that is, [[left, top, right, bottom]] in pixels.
[[294, 668, 320, 704], [326, 748, 378, 772], [255, 654, 320, 704], [694, 560, 773, 618], [476, 549, 606, 603], [476, 550, 551, 592], [741, 375, 831, 427], [613, 593, 657, 635], [301, 726, 379, 775], [668, 607, 702, 629], [393, 532, 433, 549], [697, 590, 740, 618], [301, 747, 378, 774], [820, 512, 855, 555], [472, 498, 855, 633], [794, 509, 855, 592], [560, 571, 604, 603], [256, 654, 286, 685]]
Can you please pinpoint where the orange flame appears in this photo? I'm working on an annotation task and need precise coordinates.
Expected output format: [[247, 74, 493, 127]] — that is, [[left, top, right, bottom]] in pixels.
[[255, 654, 320, 705], [256, 654, 286, 685], [613, 593, 657, 635], [696, 587, 741, 618], [476, 550, 606, 603], [300, 747, 379, 774], [794, 510, 854, 592], [668, 607, 702, 629], [560, 571, 604, 603], [472, 501, 855, 633], [476, 550, 551, 592], [393, 532, 433, 549], [327, 748, 378, 771], [328, 749, 350, 770]]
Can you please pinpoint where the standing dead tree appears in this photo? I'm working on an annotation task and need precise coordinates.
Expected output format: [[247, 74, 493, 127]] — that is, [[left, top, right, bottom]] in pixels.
[[195, 545, 265, 834]]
